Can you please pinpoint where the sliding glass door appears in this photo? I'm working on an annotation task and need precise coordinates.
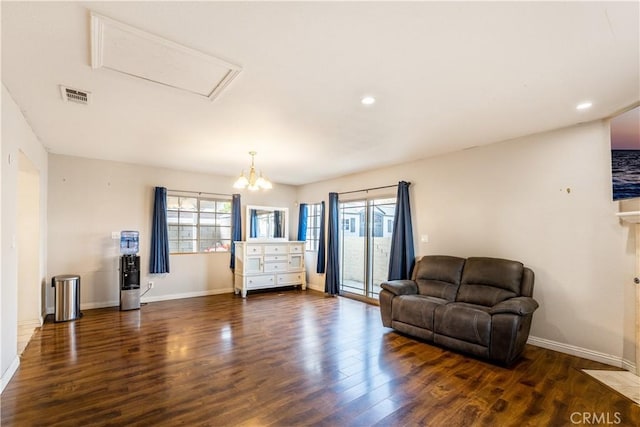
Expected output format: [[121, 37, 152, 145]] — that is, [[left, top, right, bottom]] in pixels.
[[339, 200, 366, 295], [339, 197, 396, 300]]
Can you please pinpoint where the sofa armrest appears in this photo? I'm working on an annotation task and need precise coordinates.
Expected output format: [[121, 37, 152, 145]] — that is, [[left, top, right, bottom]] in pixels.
[[490, 297, 539, 316], [380, 280, 418, 296]]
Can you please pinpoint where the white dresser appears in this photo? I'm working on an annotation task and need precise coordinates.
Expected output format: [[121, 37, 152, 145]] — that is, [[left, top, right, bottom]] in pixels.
[[233, 241, 306, 298]]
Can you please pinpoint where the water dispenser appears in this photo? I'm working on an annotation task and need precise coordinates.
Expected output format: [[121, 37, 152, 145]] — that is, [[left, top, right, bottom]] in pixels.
[[119, 231, 140, 311]]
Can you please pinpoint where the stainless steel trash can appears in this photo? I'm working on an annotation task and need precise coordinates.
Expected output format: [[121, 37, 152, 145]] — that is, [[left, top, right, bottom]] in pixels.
[[51, 274, 81, 322]]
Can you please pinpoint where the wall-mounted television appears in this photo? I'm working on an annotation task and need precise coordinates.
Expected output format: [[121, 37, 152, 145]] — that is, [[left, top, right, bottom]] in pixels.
[[611, 105, 640, 201]]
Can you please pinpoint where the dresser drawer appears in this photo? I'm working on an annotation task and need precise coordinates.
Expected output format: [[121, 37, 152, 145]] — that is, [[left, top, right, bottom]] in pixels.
[[264, 262, 287, 273], [264, 245, 287, 254], [264, 255, 286, 262], [289, 244, 304, 254], [277, 272, 305, 285], [246, 245, 262, 255], [245, 275, 275, 289]]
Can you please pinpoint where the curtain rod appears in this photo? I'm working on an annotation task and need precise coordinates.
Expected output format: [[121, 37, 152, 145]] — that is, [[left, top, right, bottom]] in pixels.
[[338, 183, 406, 196], [168, 189, 233, 197]]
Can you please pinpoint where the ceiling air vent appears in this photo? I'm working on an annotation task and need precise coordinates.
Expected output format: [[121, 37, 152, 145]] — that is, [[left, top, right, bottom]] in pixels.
[[60, 85, 91, 105]]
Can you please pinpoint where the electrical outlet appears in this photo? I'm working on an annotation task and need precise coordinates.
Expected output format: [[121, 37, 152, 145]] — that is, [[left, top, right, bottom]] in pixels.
[[111, 231, 120, 240], [148, 281, 154, 289]]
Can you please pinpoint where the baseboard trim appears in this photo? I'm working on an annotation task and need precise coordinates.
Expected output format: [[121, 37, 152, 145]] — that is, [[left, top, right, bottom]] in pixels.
[[527, 336, 635, 372], [141, 288, 234, 303], [306, 283, 324, 292], [81, 301, 120, 310], [46, 289, 237, 312], [1, 356, 20, 394], [621, 358, 637, 374], [18, 319, 42, 330]]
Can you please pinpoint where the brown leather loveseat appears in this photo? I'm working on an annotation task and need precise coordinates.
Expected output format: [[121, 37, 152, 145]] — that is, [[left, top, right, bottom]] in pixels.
[[379, 255, 538, 365]]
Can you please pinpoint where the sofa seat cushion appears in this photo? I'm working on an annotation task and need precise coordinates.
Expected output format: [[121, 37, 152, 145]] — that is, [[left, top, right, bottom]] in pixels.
[[434, 302, 492, 347], [392, 295, 449, 330]]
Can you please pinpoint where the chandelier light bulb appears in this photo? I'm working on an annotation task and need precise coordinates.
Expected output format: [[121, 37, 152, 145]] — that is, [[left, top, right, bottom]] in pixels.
[[232, 151, 272, 191], [233, 171, 249, 189]]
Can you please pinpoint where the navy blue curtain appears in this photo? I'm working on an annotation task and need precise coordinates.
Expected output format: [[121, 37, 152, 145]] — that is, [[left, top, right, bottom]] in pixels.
[[324, 193, 340, 295], [316, 201, 326, 274], [150, 187, 170, 274], [250, 209, 258, 238], [274, 210, 283, 238], [388, 181, 415, 280], [297, 204, 308, 241], [230, 194, 241, 270]]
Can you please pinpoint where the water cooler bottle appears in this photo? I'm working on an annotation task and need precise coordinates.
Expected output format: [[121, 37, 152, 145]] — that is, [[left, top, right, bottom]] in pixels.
[[120, 231, 141, 311]]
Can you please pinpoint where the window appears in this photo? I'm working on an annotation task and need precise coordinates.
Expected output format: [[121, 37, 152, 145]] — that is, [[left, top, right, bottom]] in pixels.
[[167, 194, 232, 254], [305, 203, 322, 251]]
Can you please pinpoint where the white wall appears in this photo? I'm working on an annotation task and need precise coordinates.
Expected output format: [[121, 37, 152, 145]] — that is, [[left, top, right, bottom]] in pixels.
[[18, 154, 42, 326], [297, 120, 637, 369], [1, 85, 48, 392], [47, 154, 298, 310]]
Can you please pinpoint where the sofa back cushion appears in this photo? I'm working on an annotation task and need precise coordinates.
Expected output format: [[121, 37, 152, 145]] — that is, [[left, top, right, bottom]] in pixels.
[[414, 255, 465, 301], [457, 257, 523, 307]]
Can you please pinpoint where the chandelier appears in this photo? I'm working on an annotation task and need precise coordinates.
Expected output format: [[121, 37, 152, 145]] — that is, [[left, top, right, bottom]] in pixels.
[[233, 151, 273, 191]]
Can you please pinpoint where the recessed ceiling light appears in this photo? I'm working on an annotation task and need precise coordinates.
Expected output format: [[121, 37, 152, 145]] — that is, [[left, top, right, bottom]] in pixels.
[[576, 101, 593, 110], [361, 96, 376, 105]]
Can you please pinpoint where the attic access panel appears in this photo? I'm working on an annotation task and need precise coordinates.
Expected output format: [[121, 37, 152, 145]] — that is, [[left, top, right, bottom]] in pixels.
[[90, 12, 241, 101]]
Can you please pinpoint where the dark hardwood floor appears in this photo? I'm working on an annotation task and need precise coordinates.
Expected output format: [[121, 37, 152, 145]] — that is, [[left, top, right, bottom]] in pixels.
[[2, 289, 638, 426]]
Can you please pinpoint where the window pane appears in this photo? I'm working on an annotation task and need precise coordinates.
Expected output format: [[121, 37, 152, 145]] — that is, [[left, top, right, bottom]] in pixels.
[[215, 240, 231, 252], [168, 225, 179, 239], [199, 239, 216, 252], [216, 225, 231, 240], [179, 240, 196, 252], [167, 210, 179, 223], [200, 212, 215, 225], [200, 226, 215, 239], [169, 241, 179, 252], [217, 201, 231, 212], [217, 213, 231, 227], [200, 199, 216, 212], [179, 225, 195, 239], [180, 197, 197, 211], [179, 212, 197, 224], [167, 196, 180, 210]]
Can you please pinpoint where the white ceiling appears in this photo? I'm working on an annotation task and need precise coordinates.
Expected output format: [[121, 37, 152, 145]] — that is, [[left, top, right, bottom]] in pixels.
[[2, 1, 639, 186]]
